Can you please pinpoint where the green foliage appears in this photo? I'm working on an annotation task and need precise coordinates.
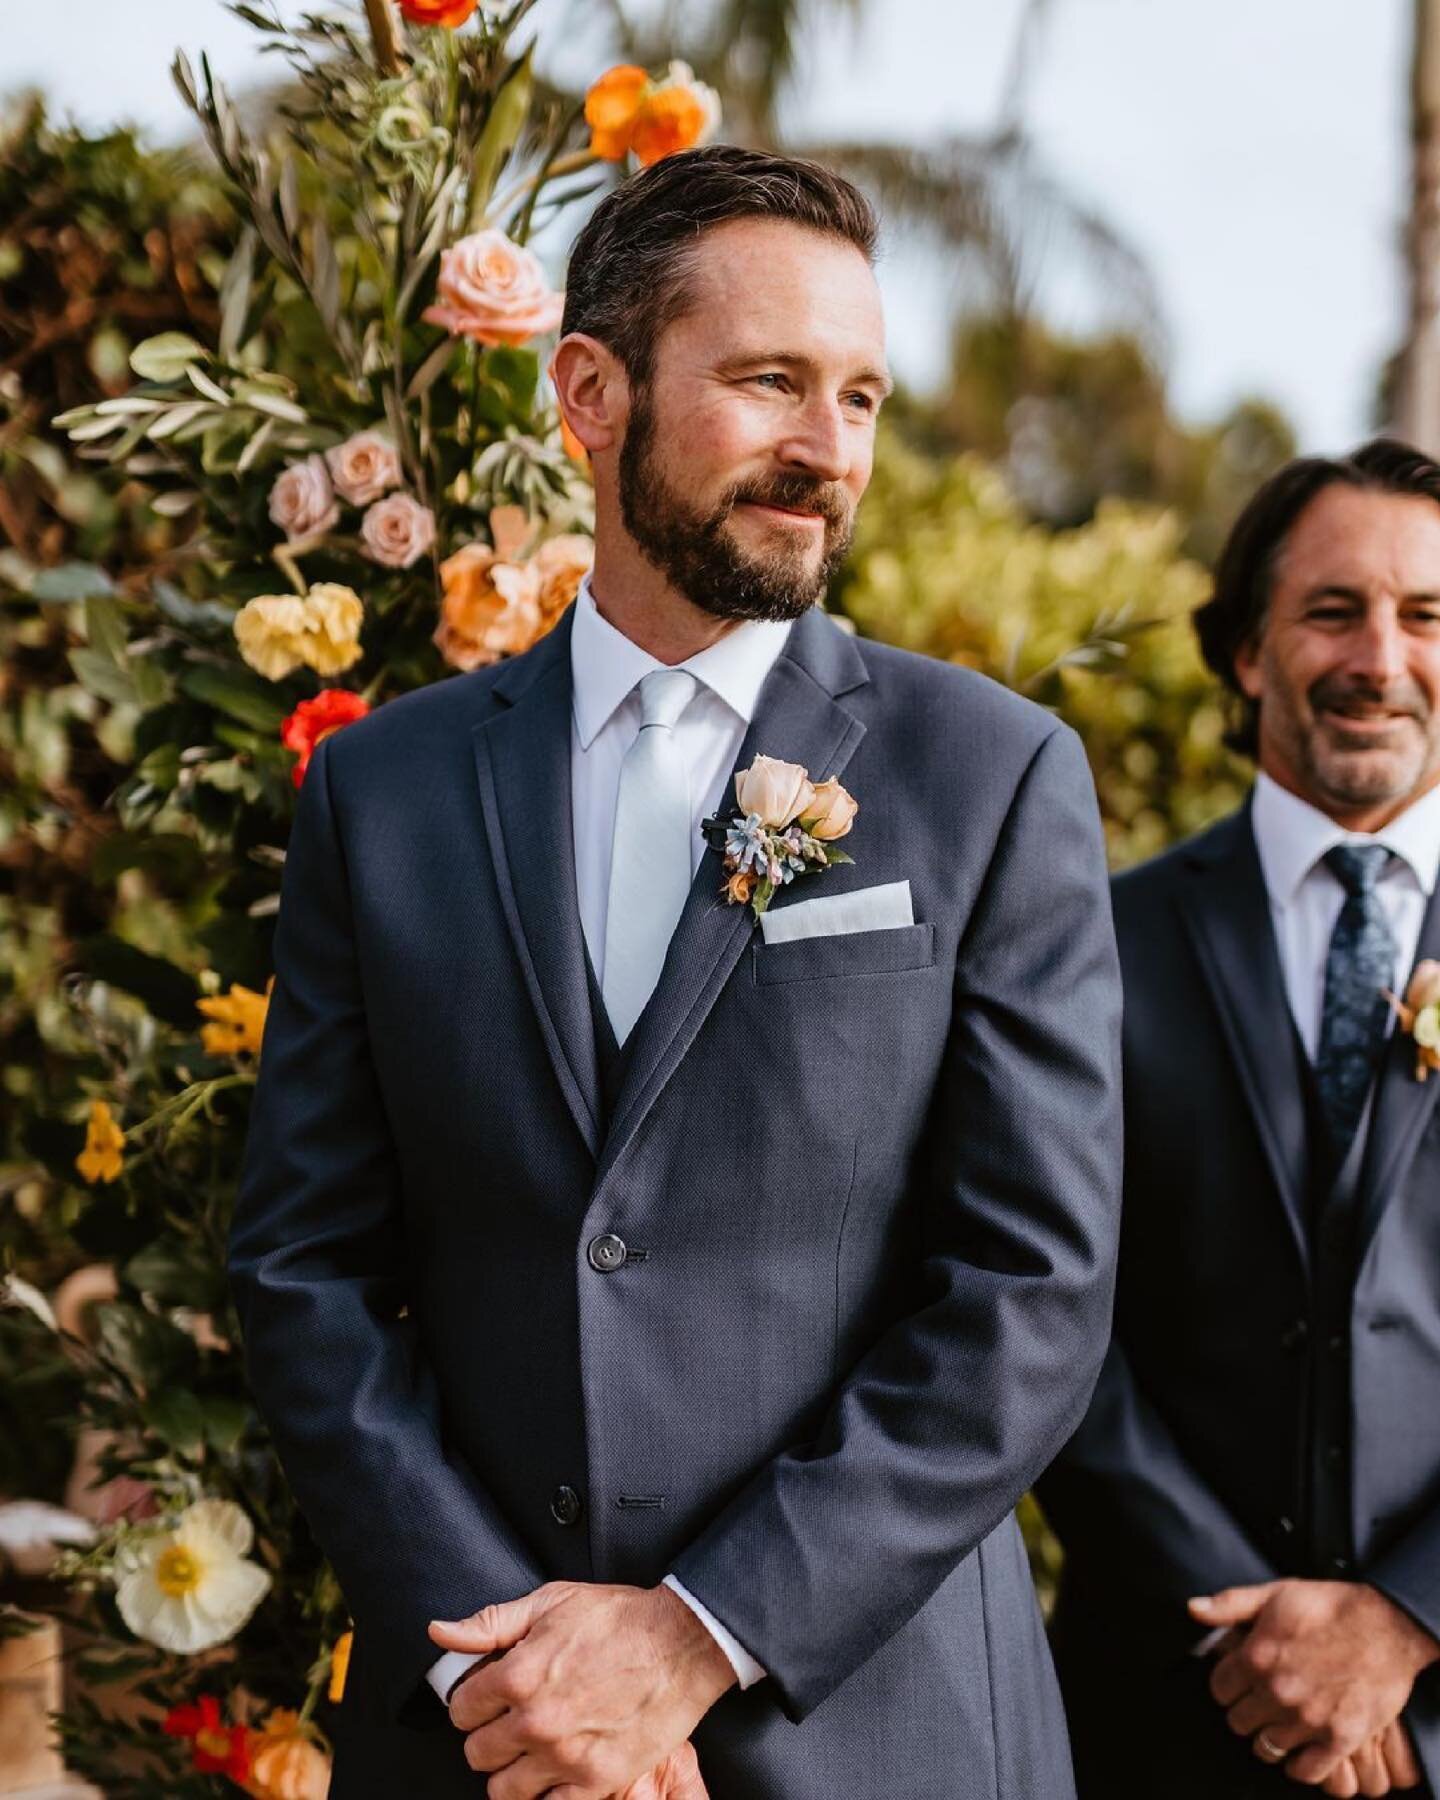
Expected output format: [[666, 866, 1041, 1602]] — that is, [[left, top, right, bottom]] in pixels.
[[837, 430, 1252, 869]]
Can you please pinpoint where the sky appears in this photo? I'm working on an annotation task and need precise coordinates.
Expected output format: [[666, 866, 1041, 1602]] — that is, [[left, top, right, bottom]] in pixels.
[[4, 0, 1410, 451]]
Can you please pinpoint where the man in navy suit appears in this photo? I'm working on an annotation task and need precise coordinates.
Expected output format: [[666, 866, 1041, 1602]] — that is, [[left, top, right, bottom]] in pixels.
[[1040, 440, 1440, 1799], [229, 145, 1123, 1798]]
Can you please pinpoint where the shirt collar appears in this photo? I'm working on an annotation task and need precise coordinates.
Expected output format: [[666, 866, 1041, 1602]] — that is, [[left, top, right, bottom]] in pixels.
[[1251, 769, 1440, 903], [569, 573, 793, 751]]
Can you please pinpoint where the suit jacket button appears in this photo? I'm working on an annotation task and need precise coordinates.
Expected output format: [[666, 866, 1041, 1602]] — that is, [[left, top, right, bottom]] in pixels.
[[1280, 1319, 1309, 1352], [588, 1233, 627, 1273], [551, 1485, 583, 1527]]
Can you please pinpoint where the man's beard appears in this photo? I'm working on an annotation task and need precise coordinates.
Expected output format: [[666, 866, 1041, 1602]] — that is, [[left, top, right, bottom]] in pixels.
[[617, 390, 855, 623], [1279, 666, 1438, 808]]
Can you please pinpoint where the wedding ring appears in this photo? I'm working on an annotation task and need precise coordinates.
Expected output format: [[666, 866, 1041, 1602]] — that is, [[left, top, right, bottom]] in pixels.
[[1256, 1731, 1287, 1763]]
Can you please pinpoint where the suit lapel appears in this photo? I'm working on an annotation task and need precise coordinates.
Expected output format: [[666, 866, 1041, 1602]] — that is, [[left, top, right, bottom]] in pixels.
[[472, 610, 603, 1159], [1355, 880, 1440, 1252], [594, 609, 870, 1190], [1177, 805, 1311, 1267]]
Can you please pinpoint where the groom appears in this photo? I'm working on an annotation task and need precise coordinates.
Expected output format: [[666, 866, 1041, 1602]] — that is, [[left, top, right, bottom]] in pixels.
[[229, 145, 1122, 1798]]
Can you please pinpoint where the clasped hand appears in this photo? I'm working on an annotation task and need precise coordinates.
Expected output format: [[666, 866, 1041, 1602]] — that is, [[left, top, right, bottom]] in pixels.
[[428, 1580, 733, 1800], [1189, 1579, 1437, 1795]]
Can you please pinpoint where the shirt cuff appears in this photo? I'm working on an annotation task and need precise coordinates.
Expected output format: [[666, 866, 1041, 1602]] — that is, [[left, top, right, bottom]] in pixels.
[[428, 1649, 485, 1705], [662, 1573, 766, 1689]]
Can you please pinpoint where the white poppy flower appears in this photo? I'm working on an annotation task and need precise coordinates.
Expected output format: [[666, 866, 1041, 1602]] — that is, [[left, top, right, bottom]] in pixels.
[[115, 1498, 271, 1654]]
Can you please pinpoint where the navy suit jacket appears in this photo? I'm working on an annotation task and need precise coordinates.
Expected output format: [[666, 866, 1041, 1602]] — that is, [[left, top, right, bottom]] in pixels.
[[228, 604, 1123, 1798], [1040, 804, 1440, 1799]]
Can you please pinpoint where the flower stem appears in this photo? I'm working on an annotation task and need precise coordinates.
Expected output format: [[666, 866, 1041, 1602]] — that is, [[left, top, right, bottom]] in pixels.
[[364, 0, 402, 76]]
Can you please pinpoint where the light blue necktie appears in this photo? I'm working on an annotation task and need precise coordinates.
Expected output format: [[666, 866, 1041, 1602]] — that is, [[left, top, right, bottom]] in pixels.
[[1315, 844, 1398, 1152], [601, 668, 698, 1045]]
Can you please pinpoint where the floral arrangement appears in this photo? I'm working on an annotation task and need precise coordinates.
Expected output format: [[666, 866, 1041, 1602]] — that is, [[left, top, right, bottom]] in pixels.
[[704, 754, 856, 918], [1386, 959, 1440, 1081], [9, 3, 721, 1791]]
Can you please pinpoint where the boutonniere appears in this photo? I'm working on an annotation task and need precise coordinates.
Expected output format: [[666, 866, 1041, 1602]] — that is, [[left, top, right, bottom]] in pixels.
[[1385, 959, 1440, 1080], [701, 754, 857, 921]]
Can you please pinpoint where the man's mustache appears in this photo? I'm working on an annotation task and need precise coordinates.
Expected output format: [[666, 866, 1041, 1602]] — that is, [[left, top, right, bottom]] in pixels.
[[1310, 673, 1429, 723], [723, 473, 852, 534]]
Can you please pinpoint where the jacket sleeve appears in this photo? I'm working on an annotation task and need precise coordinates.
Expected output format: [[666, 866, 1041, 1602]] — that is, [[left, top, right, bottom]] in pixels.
[[669, 724, 1124, 1723], [1369, 1511, 1440, 1647], [1035, 1335, 1277, 1605], [227, 732, 544, 1730]]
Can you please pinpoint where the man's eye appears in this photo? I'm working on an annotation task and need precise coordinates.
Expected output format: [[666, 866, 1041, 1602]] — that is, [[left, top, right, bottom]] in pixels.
[[1307, 607, 1353, 624], [843, 392, 876, 413], [753, 372, 786, 391]]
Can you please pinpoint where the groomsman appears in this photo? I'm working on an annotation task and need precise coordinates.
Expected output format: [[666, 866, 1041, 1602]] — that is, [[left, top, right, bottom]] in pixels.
[[229, 146, 1122, 1799], [1040, 439, 1440, 1799]]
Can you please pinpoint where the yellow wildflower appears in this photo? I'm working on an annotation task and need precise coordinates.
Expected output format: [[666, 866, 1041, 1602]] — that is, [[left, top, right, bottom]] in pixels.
[[75, 1098, 125, 1185], [197, 979, 274, 1059]]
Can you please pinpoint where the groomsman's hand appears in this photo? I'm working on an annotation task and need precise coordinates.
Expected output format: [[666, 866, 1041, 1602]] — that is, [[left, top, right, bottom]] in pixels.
[[427, 1581, 734, 1799], [1189, 1580, 1438, 1786], [607, 1739, 710, 1799]]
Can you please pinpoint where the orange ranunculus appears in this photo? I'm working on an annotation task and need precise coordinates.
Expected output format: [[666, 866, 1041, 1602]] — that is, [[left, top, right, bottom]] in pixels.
[[584, 65, 650, 160], [280, 690, 372, 790], [242, 1709, 331, 1800], [75, 1099, 124, 1185], [631, 84, 710, 167], [399, 0, 478, 26], [197, 980, 274, 1060], [585, 61, 720, 167]]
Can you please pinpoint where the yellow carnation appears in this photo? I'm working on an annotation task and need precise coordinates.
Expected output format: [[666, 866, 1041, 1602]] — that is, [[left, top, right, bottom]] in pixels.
[[234, 594, 311, 681]]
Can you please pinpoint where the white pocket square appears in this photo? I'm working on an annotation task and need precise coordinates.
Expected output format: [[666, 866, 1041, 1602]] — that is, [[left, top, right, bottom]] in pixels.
[[759, 880, 914, 946]]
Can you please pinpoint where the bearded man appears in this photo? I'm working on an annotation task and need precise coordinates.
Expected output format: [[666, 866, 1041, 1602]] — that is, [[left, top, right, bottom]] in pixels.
[[230, 144, 1122, 1799], [1040, 440, 1440, 1800]]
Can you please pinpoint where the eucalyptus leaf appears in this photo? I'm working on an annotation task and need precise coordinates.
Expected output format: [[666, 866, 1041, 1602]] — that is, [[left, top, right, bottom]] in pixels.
[[29, 562, 115, 602], [130, 332, 211, 382]]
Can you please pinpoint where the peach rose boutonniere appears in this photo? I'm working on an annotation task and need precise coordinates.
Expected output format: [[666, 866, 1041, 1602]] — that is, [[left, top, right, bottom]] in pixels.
[[1385, 959, 1440, 1080], [702, 754, 856, 919]]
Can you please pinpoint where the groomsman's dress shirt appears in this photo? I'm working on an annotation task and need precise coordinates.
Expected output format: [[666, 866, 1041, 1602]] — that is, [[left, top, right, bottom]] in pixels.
[[1251, 770, 1440, 1061], [427, 575, 790, 1706]]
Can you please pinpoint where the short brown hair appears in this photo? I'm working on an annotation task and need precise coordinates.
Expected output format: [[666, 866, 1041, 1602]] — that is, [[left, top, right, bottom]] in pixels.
[[1194, 437, 1440, 755], [561, 144, 878, 385]]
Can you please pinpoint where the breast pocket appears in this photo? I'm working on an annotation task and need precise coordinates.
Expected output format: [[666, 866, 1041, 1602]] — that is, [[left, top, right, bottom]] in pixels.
[[750, 921, 937, 986]]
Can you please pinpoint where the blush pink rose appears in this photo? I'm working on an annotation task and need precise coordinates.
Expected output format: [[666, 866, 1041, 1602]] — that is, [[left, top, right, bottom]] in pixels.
[[268, 455, 340, 542], [325, 431, 403, 506], [361, 493, 437, 568], [422, 230, 564, 347]]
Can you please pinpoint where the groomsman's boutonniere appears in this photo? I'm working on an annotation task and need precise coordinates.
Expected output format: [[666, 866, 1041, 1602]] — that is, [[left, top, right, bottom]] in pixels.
[[1385, 959, 1440, 1081], [702, 754, 857, 921]]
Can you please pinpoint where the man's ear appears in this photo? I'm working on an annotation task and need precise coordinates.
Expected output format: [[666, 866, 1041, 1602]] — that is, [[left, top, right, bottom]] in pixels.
[[550, 333, 628, 455], [1233, 633, 1264, 703]]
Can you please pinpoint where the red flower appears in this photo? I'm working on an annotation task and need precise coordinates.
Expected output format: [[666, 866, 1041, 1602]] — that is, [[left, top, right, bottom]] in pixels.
[[162, 1695, 252, 1782], [280, 690, 371, 789], [399, 0, 479, 25]]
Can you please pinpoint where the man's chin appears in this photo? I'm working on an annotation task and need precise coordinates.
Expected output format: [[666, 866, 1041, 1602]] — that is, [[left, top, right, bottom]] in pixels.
[[1309, 749, 1428, 812]]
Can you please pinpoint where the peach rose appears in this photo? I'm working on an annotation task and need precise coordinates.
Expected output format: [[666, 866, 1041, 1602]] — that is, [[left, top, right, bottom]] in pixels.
[[422, 229, 564, 348], [802, 778, 858, 841], [326, 431, 402, 506], [234, 594, 312, 680], [361, 493, 436, 568], [735, 755, 816, 828], [532, 533, 594, 626], [268, 455, 339, 542], [1408, 959, 1440, 1012], [435, 544, 543, 670]]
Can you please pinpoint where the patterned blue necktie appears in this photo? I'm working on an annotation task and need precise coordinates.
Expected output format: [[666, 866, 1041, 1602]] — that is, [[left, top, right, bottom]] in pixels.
[[1315, 844, 1398, 1151]]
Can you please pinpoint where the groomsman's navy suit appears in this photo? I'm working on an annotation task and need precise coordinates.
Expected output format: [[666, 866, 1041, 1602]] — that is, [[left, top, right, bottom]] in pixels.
[[228, 603, 1123, 1797], [1039, 801, 1440, 1798]]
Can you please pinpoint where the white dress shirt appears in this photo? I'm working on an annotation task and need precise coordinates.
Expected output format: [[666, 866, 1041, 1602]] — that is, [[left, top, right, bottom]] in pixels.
[[428, 577, 788, 1708], [1250, 771, 1440, 1062]]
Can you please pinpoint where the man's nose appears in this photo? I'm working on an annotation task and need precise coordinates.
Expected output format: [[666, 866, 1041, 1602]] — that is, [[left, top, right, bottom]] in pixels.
[[776, 399, 849, 483], [1347, 610, 1408, 687]]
